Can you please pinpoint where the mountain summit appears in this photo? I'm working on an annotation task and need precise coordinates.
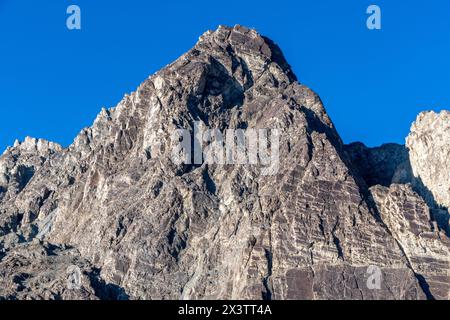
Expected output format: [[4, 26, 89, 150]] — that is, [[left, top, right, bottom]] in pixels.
[[0, 25, 448, 300]]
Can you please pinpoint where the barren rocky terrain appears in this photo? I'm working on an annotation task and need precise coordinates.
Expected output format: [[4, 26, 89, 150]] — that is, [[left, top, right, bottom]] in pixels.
[[0, 25, 448, 300]]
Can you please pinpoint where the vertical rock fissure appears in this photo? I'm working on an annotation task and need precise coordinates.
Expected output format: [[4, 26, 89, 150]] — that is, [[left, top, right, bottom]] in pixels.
[[262, 248, 273, 300]]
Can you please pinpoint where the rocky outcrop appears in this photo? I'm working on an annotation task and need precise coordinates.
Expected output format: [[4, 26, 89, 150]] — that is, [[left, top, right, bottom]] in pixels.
[[0, 25, 448, 300], [370, 184, 450, 300], [346, 112, 450, 236], [0, 137, 62, 200], [406, 111, 450, 233], [0, 242, 128, 300], [0, 137, 63, 248], [406, 111, 450, 209]]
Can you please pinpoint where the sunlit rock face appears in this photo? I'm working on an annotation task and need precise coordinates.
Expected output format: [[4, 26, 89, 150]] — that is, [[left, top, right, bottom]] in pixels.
[[406, 111, 450, 210], [0, 25, 448, 300]]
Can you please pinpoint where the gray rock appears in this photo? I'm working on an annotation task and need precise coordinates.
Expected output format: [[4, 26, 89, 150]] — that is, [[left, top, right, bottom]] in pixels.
[[0, 25, 448, 300], [370, 184, 449, 299], [406, 111, 450, 233], [345, 142, 413, 187]]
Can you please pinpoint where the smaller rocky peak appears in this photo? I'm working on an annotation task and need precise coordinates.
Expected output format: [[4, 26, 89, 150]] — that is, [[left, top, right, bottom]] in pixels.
[[0, 137, 63, 198], [94, 107, 113, 124], [408, 110, 450, 135], [1, 135, 60, 173], [346, 110, 450, 236], [406, 109, 450, 213], [2, 137, 62, 157]]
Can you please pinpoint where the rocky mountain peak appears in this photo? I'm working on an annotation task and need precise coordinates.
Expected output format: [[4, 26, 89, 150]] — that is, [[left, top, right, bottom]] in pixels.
[[3, 137, 62, 157], [0, 26, 448, 300], [195, 25, 297, 83]]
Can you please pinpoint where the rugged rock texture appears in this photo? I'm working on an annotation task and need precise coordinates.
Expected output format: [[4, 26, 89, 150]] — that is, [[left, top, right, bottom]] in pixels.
[[406, 111, 450, 233], [0, 25, 448, 300], [345, 142, 413, 187], [0, 242, 128, 300], [0, 137, 63, 248], [346, 113, 450, 236], [406, 111, 450, 209], [370, 184, 450, 300]]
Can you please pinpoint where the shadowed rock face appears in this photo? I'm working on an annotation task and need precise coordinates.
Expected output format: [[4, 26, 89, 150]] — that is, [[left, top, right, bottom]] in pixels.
[[346, 115, 450, 237], [0, 25, 448, 300], [344, 142, 413, 187]]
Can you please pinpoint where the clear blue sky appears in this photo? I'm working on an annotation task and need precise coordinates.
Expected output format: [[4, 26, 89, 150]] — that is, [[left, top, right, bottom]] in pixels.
[[1, 0, 450, 152]]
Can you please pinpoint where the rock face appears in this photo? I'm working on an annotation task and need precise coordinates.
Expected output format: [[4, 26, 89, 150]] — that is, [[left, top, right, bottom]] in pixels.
[[345, 142, 413, 187], [370, 184, 449, 300], [346, 112, 450, 237], [0, 137, 62, 246], [0, 25, 448, 300], [406, 111, 450, 231]]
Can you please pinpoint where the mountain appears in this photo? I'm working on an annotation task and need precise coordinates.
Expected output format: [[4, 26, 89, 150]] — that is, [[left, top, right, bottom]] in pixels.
[[0, 25, 448, 300]]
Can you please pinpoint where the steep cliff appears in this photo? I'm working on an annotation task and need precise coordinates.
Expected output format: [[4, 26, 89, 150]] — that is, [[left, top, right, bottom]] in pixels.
[[0, 25, 448, 300]]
